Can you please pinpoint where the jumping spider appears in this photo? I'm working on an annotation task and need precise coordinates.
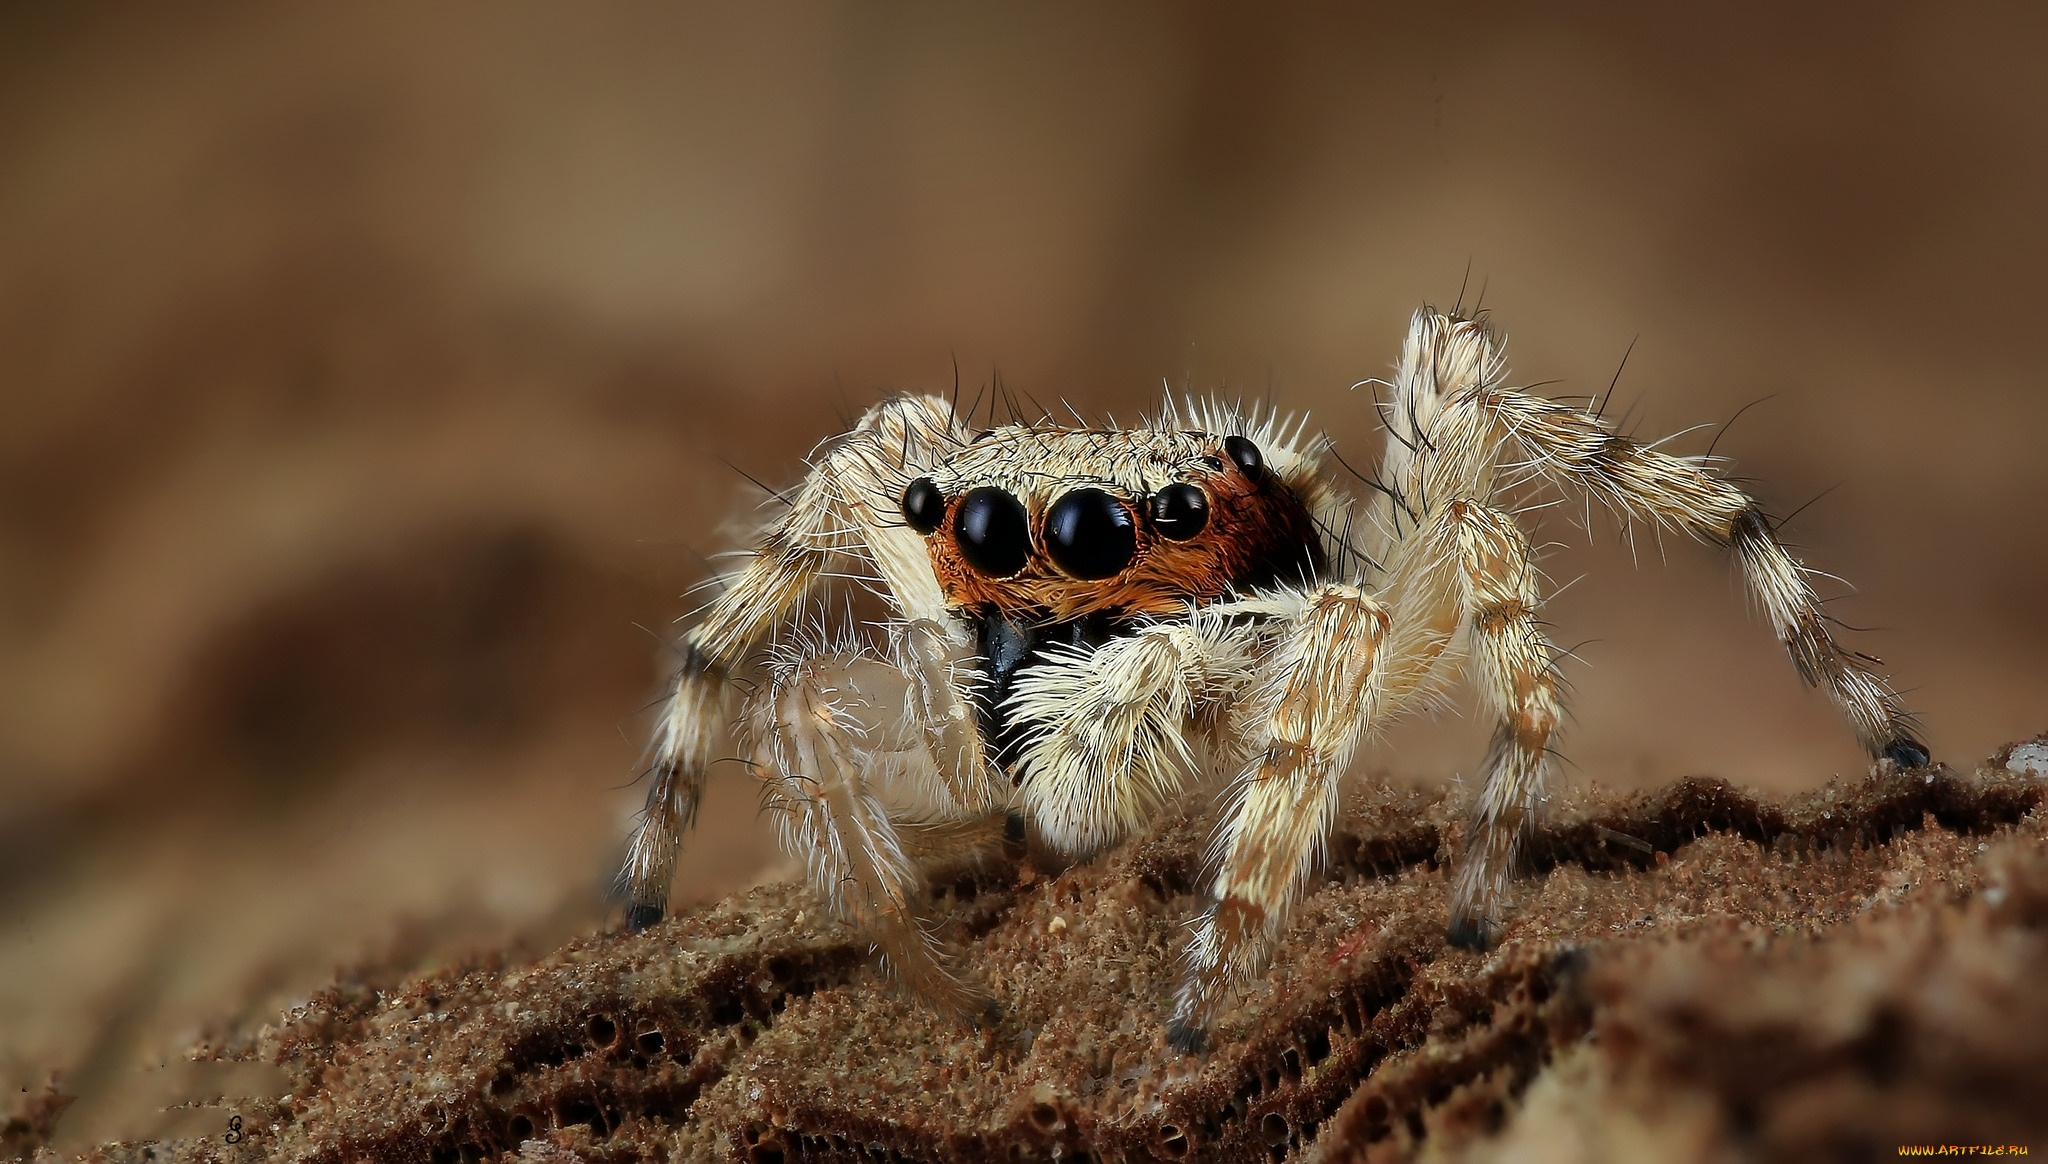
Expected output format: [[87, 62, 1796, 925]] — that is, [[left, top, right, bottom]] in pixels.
[[620, 306, 1926, 1051]]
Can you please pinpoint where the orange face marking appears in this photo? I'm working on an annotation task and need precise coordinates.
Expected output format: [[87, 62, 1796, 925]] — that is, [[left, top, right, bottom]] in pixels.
[[911, 429, 1324, 622]]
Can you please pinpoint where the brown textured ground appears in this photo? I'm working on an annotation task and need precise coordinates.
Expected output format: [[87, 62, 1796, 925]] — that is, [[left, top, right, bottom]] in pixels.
[[14, 742, 2044, 1163]]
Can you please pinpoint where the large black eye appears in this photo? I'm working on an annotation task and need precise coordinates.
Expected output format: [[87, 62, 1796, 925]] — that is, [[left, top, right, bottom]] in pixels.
[[1151, 483, 1209, 541], [1224, 434, 1264, 479], [1045, 488, 1137, 580], [954, 487, 1031, 576], [901, 477, 946, 534]]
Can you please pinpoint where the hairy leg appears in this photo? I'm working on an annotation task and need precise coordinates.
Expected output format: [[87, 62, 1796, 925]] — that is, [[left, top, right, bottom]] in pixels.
[[1436, 500, 1561, 948], [1377, 307, 1922, 768], [1170, 585, 1388, 1051], [621, 644, 729, 930], [1479, 385, 1921, 763], [622, 394, 989, 927], [752, 649, 994, 1018]]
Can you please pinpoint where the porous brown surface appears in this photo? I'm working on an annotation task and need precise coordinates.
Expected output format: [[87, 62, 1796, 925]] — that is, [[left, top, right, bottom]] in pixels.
[[21, 742, 2048, 1164]]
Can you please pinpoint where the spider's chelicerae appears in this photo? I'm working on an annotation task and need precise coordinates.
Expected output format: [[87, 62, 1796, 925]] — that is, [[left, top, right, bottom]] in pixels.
[[620, 306, 1926, 1051]]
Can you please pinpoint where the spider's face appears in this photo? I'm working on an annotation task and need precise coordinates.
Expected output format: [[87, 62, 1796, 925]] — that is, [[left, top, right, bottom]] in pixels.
[[898, 427, 1323, 621]]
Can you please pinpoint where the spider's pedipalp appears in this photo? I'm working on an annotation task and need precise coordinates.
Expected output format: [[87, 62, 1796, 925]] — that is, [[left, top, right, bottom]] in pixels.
[[893, 617, 1006, 816], [1008, 615, 1253, 858]]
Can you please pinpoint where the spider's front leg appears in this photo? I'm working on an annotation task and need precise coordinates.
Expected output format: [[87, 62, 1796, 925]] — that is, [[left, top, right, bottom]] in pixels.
[[751, 643, 999, 1019], [1169, 586, 1389, 1052], [621, 394, 984, 929]]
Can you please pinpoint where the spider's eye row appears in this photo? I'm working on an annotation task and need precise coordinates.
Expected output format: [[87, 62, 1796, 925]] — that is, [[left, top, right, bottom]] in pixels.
[[953, 487, 1031, 577], [1150, 483, 1209, 541], [1224, 435, 1264, 479], [1045, 488, 1137, 580], [901, 477, 947, 534]]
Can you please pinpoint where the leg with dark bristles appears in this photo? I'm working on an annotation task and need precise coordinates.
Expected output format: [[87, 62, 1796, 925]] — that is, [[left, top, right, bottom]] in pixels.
[[621, 646, 726, 928], [755, 652, 988, 1018], [1170, 586, 1388, 1049], [1442, 501, 1561, 947], [618, 393, 973, 929]]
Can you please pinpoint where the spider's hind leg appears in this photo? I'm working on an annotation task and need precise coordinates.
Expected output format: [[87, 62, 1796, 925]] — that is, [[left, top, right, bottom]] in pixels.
[[1383, 303, 1923, 936], [1479, 371, 1925, 765], [1387, 305, 1923, 771]]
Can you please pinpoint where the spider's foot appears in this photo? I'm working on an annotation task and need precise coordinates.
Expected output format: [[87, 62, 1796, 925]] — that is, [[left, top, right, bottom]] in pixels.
[[1445, 915, 1498, 951], [1165, 1018, 1209, 1055], [626, 903, 665, 932], [1883, 735, 1931, 769], [1546, 943, 1592, 985], [975, 997, 1007, 1030]]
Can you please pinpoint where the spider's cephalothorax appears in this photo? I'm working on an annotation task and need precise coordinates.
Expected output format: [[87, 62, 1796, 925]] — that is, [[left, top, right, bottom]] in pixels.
[[906, 427, 1323, 619], [899, 426, 1325, 778], [619, 307, 1928, 1052]]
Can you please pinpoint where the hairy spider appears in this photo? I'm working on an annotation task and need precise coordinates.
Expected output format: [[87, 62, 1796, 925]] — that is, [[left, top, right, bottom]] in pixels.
[[618, 306, 1926, 1051]]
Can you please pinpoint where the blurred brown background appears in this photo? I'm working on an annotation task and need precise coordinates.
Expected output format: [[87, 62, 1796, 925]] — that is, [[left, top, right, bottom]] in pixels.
[[4, 2, 2046, 1144]]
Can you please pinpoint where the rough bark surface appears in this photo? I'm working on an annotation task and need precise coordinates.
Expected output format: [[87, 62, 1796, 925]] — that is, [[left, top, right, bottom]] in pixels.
[[21, 741, 2048, 1163]]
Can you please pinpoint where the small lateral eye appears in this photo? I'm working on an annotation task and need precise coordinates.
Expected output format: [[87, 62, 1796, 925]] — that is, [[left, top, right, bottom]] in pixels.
[[1224, 435, 1264, 478], [954, 487, 1031, 576], [1045, 488, 1137, 580], [1151, 483, 1209, 541], [901, 477, 947, 534]]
